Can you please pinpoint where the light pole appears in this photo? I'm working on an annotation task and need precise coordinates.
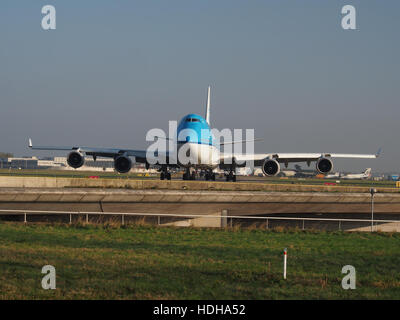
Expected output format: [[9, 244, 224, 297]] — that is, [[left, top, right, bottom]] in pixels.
[[370, 188, 377, 232]]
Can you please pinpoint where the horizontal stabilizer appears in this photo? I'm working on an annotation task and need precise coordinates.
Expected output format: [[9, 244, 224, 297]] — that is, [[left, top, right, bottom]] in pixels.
[[220, 138, 263, 146]]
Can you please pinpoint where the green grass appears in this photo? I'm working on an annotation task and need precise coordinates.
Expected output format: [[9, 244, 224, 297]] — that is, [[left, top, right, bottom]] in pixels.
[[0, 168, 396, 188], [0, 222, 399, 299]]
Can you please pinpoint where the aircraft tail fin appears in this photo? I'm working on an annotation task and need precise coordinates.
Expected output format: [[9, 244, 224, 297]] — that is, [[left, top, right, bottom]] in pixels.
[[365, 168, 372, 176], [205, 86, 211, 125]]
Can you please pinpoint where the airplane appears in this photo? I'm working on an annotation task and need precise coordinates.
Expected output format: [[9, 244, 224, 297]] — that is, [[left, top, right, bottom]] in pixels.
[[28, 87, 381, 182], [278, 169, 297, 177], [341, 168, 372, 180], [235, 167, 254, 176], [324, 172, 341, 179]]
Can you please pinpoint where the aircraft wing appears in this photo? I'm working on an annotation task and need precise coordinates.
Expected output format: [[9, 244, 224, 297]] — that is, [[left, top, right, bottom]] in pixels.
[[28, 138, 169, 164], [221, 149, 381, 167]]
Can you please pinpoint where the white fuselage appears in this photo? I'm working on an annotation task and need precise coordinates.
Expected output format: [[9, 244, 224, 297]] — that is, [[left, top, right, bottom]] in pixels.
[[342, 173, 369, 180], [177, 142, 220, 169]]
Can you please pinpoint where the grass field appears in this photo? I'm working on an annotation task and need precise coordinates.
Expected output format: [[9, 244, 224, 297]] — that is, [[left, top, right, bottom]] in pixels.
[[0, 168, 396, 188], [0, 222, 399, 299]]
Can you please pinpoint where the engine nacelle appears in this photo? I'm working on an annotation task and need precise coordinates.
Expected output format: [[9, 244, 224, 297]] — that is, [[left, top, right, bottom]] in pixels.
[[67, 151, 84, 168], [262, 159, 280, 176], [114, 155, 132, 173], [316, 157, 333, 174]]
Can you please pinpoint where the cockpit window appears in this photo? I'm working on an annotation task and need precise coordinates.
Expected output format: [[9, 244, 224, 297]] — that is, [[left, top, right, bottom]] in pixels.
[[185, 118, 200, 122]]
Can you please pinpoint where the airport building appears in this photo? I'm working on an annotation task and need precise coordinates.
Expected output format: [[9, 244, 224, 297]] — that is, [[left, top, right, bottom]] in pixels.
[[0, 157, 43, 170]]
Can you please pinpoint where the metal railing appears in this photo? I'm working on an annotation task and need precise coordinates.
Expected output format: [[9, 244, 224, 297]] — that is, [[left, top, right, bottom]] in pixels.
[[0, 209, 399, 232]]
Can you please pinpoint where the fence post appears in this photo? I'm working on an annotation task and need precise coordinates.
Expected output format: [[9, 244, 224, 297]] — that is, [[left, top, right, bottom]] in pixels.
[[338, 220, 341, 231], [158, 215, 160, 225], [24, 212, 27, 224], [370, 188, 377, 232], [266, 219, 269, 229], [221, 210, 228, 228], [86, 213, 89, 224], [122, 214, 124, 225], [69, 213, 72, 224], [302, 219, 305, 230], [283, 248, 287, 279]]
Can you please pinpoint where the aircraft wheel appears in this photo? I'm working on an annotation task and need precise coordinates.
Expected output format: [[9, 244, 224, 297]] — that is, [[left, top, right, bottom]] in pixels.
[[211, 173, 216, 181], [191, 172, 196, 180], [160, 172, 165, 180], [166, 172, 171, 180]]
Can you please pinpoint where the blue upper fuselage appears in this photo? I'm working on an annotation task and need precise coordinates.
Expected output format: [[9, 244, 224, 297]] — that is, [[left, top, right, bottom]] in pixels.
[[177, 114, 214, 146]]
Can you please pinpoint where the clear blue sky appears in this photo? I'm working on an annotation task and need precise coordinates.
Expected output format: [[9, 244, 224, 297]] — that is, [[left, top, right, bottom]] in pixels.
[[1, 1, 399, 172]]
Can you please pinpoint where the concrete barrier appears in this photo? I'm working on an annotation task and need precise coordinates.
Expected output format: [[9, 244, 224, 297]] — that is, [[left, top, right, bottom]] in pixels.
[[1, 188, 400, 216], [1, 188, 400, 203], [0, 175, 399, 193], [1, 187, 400, 229]]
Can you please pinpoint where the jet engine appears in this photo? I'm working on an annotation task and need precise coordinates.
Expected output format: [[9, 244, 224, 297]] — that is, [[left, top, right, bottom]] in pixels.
[[316, 157, 333, 174], [67, 151, 84, 168], [262, 159, 280, 176], [114, 155, 132, 173]]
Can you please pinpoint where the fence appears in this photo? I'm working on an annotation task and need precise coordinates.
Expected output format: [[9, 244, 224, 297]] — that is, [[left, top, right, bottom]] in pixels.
[[0, 209, 399, 232]]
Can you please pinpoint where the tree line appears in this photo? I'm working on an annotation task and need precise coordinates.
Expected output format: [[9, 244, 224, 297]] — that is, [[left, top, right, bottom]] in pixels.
[[0, 152, 13, 159]]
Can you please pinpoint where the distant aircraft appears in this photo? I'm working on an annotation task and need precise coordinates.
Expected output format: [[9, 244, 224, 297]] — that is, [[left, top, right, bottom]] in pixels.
[[325, 172, 340, 179], [279, 169, 297, 177], [235, 167, 253, 176], [341, 168, 372, 180], [28, 87, 380, 182]]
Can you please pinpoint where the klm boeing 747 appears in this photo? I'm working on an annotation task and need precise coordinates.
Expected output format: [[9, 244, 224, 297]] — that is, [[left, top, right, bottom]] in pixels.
[[29, 87, 380, 182]]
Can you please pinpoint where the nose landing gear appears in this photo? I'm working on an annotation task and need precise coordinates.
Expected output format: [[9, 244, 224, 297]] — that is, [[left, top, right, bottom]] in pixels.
[[182, 168, 196, 180], [205, 170, 216, 181]]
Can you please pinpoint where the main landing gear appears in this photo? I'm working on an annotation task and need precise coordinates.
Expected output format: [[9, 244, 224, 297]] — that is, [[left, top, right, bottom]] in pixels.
[[159, 165, 171, 180], [225, 170, 236, 182], [160, 172, 171, 180], [183, 169, 216, 181]]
